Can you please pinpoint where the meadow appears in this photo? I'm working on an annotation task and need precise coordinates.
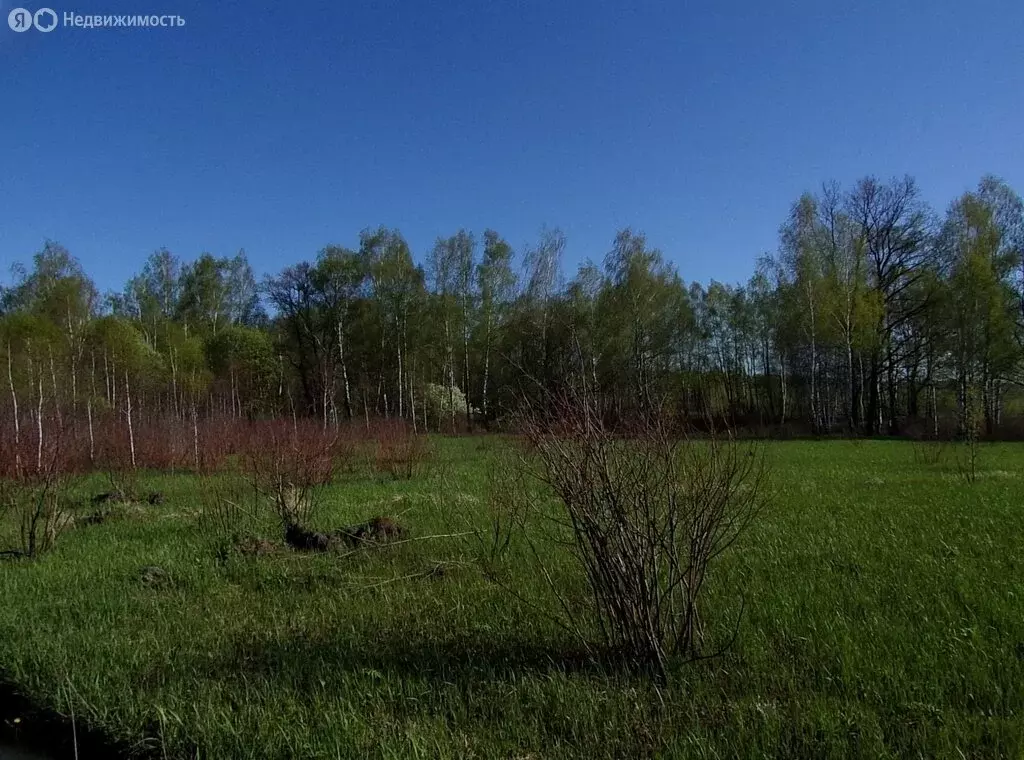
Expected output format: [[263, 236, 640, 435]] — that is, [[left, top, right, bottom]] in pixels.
[[0, 438, 1022, 759]]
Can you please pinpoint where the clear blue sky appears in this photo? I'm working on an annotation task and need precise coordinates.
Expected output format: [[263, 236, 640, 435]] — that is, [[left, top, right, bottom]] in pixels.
[[2, 0, 1022, 295]]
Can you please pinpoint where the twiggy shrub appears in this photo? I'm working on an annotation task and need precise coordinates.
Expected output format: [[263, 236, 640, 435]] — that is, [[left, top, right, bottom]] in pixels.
[[0, 452, 74, 559], [240, 420, 335, 527], [956, 385, 983, 484], [371, 420, 432, 480], [490, 390, 767, 682], [911, 439, 949, 466], [198, 473, 260, 537]]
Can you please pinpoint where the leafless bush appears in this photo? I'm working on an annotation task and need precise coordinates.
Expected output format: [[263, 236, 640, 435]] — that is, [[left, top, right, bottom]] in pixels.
[[331, 422, 366, 476], [955, 385, 983, 484], [372, 420, 432, 480], [197, 473, 260, 535], [240, 419, 336, 527], [911, 439, 949, 466], [195, 472, 269, 562], [489, 389, 767, 681], [0, 451, 74, 559]]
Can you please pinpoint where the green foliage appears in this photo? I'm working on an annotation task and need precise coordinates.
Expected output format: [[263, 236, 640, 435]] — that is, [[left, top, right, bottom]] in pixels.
[[1, 174, 1022, 435], [176, 251, 262, 335], [204, 325, 276, 414]]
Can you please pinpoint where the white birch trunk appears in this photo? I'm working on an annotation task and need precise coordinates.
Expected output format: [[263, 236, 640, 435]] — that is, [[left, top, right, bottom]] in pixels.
[[337, 320, 352, 421], [444, 316, 455, 432], [462, 302, 471, 429], [49, 345, 62, 431], [87, 397, 95, 465], [8, 344, 22, 478], [36, 375, 43, 473], [482, 310, 491, 423], [192, 400, 200, 471], [397, 323, 404, 420], [125, 369, 136, 469]]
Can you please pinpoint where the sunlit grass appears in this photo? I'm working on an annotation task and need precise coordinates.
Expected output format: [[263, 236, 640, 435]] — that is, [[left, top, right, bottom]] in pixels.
[[1, 439, 1022, 758]]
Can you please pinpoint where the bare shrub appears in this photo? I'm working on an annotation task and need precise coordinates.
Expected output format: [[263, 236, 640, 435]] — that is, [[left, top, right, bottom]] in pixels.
[[331, 422, 365, 476], [955, 385, 983, 484], [911, 439, 949, 466], [371, 419, 431, 480], [0, 452, 74, 559], [489, 390, 767, 681], [88, 418, 145, 503], [134, 419, 192, 472], [197, 473, 260, 536], [239, 419, 335, 527]]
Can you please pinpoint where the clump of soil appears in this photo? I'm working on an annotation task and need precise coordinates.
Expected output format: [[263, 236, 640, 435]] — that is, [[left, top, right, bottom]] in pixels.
[[90, 490, 164, 507], [333, 516, 407, 547], [284, 523, 333, 552], [426, 562, 446, 580], [80, 509, 109, 526], [91, 491, 127, 506], [283, 516, 407, 553], [234, 535, 279, 556], [80, 499, 149, 528], [138, 565, 172, 588]]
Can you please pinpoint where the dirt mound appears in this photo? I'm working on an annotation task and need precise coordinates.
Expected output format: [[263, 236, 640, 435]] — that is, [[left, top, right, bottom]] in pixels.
[[332, 516, 406, 547], [283, 517, 407, 553], [90, 491, 127, 506], [138, 565, 172, 588], [90, 490, 164, 507], [235, 536, 279, 556], [284, 523, 333, 552]]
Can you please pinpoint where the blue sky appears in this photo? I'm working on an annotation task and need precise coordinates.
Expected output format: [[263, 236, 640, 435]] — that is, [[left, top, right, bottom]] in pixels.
[[1, 0, 1022, 295]]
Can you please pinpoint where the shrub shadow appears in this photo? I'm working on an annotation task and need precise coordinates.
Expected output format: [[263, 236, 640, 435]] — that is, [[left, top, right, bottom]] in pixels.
[[185, 629, 617, 692], [0, 677, 148, 760]]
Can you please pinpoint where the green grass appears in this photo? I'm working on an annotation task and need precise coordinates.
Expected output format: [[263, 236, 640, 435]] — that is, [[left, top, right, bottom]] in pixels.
[[1, 439, 1022, 759]]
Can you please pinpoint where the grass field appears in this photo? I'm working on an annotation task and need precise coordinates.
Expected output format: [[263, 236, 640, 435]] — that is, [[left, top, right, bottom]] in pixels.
[[0, 439, 1022, 759]]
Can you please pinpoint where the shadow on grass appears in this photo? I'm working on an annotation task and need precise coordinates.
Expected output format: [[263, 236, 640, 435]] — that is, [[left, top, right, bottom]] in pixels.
[[185, 629, 627, 690], [0, 677, 147, 760], [171, 630, 670, 757]]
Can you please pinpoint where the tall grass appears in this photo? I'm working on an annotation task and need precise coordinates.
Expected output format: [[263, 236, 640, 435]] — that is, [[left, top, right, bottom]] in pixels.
[[0, 440, 1022, 758]]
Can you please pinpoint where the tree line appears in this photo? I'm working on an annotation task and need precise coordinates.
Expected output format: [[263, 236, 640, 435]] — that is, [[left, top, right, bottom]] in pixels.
[[2, 174, 1023, 459]]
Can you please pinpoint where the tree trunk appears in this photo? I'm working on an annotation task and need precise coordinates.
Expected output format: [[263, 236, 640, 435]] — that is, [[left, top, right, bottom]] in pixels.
[[103, 351, 111, 405], [885, 343, 898, 435], [409, 359, 417, 434], [8, 343, 22, 478], [192, 400, 200, 471], [809, 328, 818, 434], [68, 307, 79, 417], [865, 355, 880, 436], [170, 347, 179, 421], [846, 337, 857, 431], [779, 353, 788, 424], [48, 345, 62, 432], [482, 310, 492, 426], [125, 370, 136, 469], [36, 375, 43, 473], [321, 363, 329, 430], [462, 303, 472, 431], [930, 383, 938, 438], [444, 315, 455, 432], [87, 397, 95, 465], [396, 319, 404, 420], [338, 320, 352, 421]]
